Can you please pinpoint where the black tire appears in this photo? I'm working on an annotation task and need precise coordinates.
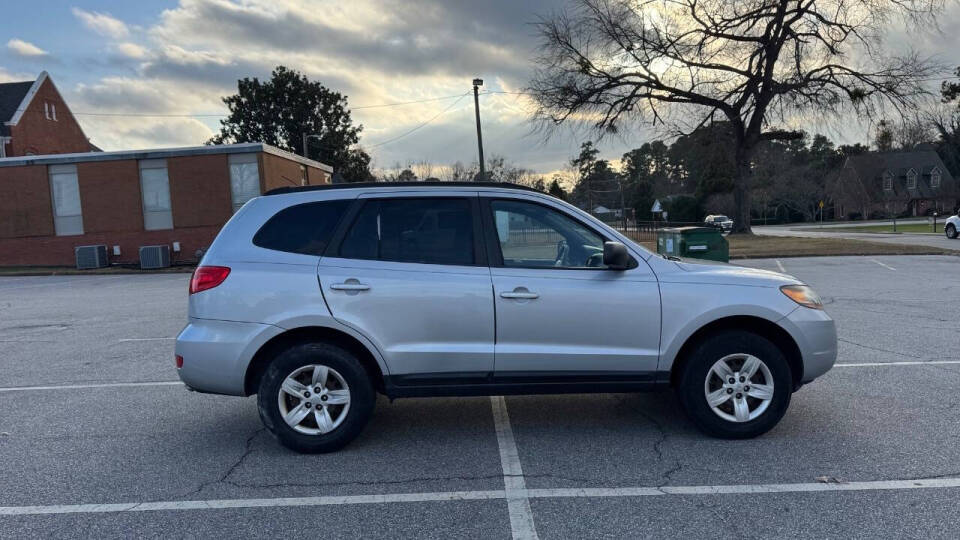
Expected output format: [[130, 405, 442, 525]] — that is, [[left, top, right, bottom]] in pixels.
[[257, 342, 375, 453], [676, 330, 792, 439], [946, 224, 958, 239]]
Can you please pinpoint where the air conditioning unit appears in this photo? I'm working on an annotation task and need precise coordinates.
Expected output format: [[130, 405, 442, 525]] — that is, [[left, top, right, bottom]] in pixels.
[[139, 245, 171, 269], [75, 245, 109, 269]]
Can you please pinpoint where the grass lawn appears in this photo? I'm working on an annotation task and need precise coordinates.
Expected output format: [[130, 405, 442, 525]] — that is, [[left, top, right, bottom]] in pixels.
[[797, 222, 946, 234], [637, 234, 958, 259]]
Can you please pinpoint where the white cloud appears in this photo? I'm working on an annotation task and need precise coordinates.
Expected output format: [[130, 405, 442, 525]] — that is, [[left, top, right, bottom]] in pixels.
[[115, 42, 148, 59], [6, 38, 48, 57], [72, 8, 130, 39], [0, 67, 34, 83], [82, 116, 215, 151]]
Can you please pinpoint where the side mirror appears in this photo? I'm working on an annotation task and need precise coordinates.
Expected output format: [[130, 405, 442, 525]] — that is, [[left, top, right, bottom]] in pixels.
[[603, 241, 630, 270]]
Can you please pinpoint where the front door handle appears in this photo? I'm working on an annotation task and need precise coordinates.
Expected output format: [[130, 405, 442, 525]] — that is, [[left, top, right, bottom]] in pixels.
[[330, 280, 370, 292], [500, 288, 539, 300]]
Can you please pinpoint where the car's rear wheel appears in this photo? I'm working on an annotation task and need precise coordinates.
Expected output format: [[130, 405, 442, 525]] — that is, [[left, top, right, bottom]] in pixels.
[[946, 224, 958, 239], [677, 330, 792, 439], [257, 343, 375, 453]]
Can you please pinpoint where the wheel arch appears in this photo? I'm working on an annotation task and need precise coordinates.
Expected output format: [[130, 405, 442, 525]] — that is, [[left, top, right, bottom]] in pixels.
[[244, 326, 387, 396], [668, 316, 804, 391]]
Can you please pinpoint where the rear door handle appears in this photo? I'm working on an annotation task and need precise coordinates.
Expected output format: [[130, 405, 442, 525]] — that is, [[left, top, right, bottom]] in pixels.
[[500, 288, 539, 300], [330, 281, 370, 291]]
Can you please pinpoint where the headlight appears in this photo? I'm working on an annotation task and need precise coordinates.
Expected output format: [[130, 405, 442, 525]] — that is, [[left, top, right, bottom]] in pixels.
[[780, 285, 823, 310]]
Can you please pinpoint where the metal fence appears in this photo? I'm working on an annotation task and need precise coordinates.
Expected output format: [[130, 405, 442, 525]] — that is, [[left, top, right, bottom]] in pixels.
[[503, 220, 716, 246], [618, 221, 713, 243]]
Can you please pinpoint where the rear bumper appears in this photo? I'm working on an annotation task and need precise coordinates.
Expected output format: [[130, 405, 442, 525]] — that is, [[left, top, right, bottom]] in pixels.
[[780, 307, 837, 383], [175, 318, 283, 396]]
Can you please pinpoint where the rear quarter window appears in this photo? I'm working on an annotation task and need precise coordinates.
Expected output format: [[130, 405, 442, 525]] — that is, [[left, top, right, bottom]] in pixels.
[[252, 199, 351, 255]]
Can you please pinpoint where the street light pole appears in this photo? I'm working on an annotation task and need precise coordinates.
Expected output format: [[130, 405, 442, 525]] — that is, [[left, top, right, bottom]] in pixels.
[[472, 78, 485, 182]]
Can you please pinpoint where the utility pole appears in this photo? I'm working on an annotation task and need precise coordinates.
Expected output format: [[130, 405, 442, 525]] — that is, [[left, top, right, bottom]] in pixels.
[[472, 78, 485, 182]]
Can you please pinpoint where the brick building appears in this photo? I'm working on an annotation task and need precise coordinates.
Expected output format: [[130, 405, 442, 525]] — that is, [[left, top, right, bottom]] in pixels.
[[1, 71, 97, 158], [0, 143, 332, 267]]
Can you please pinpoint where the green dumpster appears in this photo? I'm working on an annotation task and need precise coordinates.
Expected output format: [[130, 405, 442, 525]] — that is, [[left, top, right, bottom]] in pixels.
[[656, 226, 729, 262]]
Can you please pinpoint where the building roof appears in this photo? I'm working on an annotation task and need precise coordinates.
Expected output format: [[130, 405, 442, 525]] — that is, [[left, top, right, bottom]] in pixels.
[[0, 80, 35, 137], [0, 142, 333, 171], [844, 149, 955, 200]]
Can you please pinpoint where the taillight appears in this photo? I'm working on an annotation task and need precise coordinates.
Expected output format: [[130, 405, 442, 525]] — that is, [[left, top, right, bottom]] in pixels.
[[189, 265, 231, 294], [175, 355, 184, 368]]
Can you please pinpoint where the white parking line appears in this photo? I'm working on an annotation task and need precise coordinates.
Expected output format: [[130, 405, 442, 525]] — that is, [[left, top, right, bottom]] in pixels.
[[870, 258, 897, 271], [0, 381, 182, 393], [491, 396, 539, 540], [117, 337, 175, 342], [4, 477, 960, 517], [775, 259, 786, 273], [835, 360, 960, 368], [0, 490, 505, 516]]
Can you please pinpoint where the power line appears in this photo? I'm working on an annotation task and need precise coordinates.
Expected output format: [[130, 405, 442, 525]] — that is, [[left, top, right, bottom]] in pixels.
[[352, 93, 472, 109], [367, 92, 471, 148], [23, 90, 527, 119]]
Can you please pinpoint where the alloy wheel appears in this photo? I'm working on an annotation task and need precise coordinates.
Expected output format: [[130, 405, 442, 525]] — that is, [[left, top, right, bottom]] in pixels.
[[277, 364, 351, 435], [703, 353, 774, 423]]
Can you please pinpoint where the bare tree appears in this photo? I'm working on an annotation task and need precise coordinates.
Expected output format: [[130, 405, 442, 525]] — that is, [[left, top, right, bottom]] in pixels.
[[894, 115, 937, 150], [528, 0, 944, 232]]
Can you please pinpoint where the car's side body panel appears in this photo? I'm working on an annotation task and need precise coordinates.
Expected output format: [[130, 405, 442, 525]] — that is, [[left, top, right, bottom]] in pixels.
[[176, 318, 283, 396], [318, 256, 496, 377]]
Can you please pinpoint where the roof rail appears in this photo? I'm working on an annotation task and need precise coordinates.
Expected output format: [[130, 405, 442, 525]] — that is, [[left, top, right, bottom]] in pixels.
[[264, 181, 543, 196]]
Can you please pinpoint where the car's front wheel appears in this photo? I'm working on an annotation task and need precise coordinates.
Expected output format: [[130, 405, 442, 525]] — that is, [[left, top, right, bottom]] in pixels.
[[946, 223, 958, 239], [257, 343, 375, 453], [677, 330, 792, 439]]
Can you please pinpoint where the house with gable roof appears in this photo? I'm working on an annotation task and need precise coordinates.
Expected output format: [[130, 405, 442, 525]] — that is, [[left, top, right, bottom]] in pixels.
[[833, 146, 959, 219], [0, 71, 97, 158]]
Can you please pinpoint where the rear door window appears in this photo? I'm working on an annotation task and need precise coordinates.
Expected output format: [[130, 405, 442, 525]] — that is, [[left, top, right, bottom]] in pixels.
[[253, 199, 351, 255], [337, 198, 475, 266]]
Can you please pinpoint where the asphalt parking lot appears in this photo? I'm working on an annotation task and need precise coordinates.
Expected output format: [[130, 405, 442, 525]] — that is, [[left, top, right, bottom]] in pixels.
[[2, 255, 959, 539]]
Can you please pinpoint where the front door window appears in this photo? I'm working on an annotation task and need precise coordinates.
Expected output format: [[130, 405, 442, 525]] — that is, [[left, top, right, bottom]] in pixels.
[[490, 200, 606, 269]]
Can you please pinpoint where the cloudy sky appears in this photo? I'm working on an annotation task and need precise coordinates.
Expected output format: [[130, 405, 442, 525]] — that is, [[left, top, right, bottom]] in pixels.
[[2, 0, 960, 176]]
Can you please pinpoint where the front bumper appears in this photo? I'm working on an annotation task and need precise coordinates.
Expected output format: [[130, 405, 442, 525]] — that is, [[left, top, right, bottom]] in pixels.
[[175, 318, 284, 396], [780, 307, 837, 383]]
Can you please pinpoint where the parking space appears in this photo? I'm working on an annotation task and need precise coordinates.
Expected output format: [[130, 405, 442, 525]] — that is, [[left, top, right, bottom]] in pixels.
[[2, 255, 959, 538]]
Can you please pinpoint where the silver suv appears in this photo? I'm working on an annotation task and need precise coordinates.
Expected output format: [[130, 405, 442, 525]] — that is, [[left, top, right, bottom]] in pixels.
[[176, 183, 836, 453]]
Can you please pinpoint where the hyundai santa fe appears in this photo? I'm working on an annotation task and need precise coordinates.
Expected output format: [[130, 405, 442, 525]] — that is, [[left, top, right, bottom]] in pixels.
[[176, 182, 837, 453]]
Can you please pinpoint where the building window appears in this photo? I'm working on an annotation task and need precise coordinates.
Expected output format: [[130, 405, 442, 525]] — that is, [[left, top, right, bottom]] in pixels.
[[43, 102, 57, 121], [931, 167, 942, 188], [228, 153, 261, 212], [49, 164, 84, 236], [906, 169, 917, 190], [139, 159, 173, 230], [300, 165, 308, 186], [882, 172, 893, 191]]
